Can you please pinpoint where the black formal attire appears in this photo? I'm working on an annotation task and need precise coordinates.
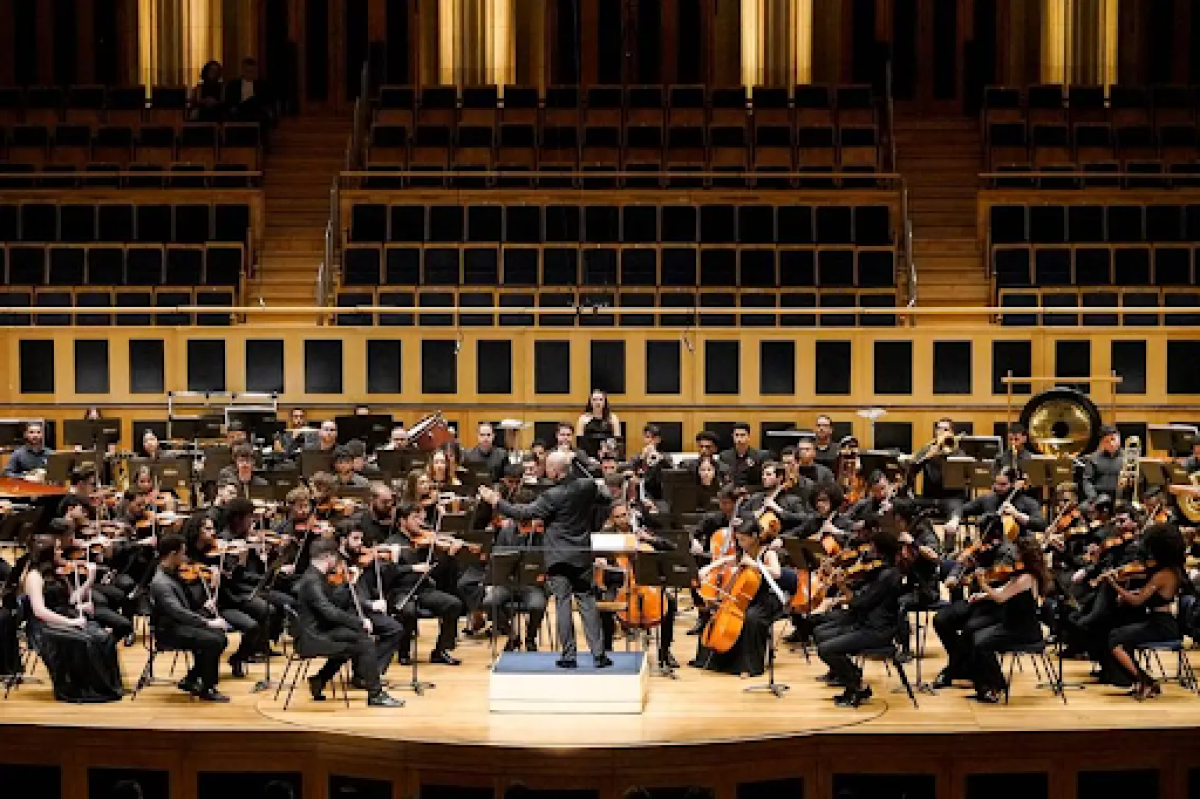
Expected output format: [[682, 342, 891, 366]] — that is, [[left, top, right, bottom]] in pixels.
[[486, 523, 549, 649], [1082, 449, 1123, 504], [383, 532, 464, 654], [816, 565, 903, 691], [741, 489, 808, 535], [223, 78, 274, 124], [212, 528, 273, 664], [293, 566, 383, 690], [933, 540, 1019, 681], [596, 530, 679, 661], [896, 521, 945, 651], [26, 575, 123, 702], [913, 443, 967, 517], [957, 491, 1047, 537], [496, 476, 606, 661], [796, 462, 836, 487], [813, 441, 840, 472], [4, 445, 52, 476], [718, 447, 770, 488], [464, 445, 509, 484], [150, 568, 228, 691], [354, 509, 397, 548], [1100, 574, 1180, 684], [691, 554, 784, 677], [276, 429, 315, 458], [966, 580, 1043, 695], [337, 557, 405, 677]]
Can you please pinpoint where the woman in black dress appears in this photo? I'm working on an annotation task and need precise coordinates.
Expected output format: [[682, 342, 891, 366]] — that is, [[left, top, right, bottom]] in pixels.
[[690, 520, 784, 677], [1103, 523, 1187, 700], [576, 389, 622, 458], [191, 60, 225, 121], [20, 534, 124, 703]]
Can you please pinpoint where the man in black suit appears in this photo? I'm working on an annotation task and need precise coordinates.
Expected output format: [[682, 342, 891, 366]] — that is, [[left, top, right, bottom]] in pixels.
[[479, 451, 612, 669], [224, 57, 275, 125], [718, 422, 769, 488], [943, 467, 1045, 541], [293, 538, 401, 707], [149, 534, 231, 702]]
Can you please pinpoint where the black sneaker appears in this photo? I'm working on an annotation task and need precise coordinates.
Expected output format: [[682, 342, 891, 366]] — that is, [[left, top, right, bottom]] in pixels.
[[932, 670, 954, 689], [783, 629, 806, 644], [196, 687, 230, 703], [686, 619, 706, 636], [367, 690, 404, 708], [659, 651, 679, 669], [430, 649, 462, 666], [308, 675, 327, 702], [503, 638, 519, 652], [177, 676, 200, 694], [525, 640, 538, 653], [229, 658, 248, 679]]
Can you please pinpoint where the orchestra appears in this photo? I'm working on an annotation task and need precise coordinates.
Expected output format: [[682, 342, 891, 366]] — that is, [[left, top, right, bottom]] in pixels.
[[0, 388, 1195, 714]]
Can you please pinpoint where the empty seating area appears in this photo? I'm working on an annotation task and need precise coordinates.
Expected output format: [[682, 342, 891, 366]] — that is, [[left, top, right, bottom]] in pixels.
[[0, 85, 263, 182], [361, 84, 884, 188], [335, 194, 900, 327], [983, 84, 1200, 185], [0, 197, 256, 326], [986, 196, 1200, 326]]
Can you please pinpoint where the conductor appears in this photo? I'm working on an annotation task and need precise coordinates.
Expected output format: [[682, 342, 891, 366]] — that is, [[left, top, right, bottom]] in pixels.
[[479, 451, 612, 669]]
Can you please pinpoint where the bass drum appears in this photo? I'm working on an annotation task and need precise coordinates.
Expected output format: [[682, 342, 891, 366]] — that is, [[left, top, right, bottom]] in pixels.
[[408, 413, 455, 452], [1019, 387, 1102, 458]]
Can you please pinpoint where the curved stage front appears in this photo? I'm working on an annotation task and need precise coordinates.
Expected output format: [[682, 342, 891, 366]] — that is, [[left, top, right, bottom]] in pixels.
[[3, 632, 1200, 798]]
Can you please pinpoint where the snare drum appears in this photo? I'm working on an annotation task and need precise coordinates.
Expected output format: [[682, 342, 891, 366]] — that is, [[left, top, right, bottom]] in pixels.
[[408, 413, 455, 452]]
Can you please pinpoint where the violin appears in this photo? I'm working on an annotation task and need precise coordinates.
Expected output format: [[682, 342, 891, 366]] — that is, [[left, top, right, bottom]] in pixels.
[[970, 561, 1023, 587], [1091, 559, 1158, 588], [843, 557, 885, 580], [325, 562, 358, 586], [55, 560, 91, 577], [177, 563, 218, 583], [1047, 503, 1082, 536]]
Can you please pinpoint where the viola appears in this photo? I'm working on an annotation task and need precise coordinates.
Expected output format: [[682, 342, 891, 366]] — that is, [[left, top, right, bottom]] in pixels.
[[844, 558, 885, 580], [970, 562, 1023, 587]]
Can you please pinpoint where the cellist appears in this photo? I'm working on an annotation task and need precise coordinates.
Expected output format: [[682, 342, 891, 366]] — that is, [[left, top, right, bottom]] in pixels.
[[687, 485, 741, 635], [688, 518, 783, 678]]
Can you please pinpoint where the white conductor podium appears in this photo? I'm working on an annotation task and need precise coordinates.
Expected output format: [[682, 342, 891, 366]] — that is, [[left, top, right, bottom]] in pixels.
[[488, 651, 649, 714]]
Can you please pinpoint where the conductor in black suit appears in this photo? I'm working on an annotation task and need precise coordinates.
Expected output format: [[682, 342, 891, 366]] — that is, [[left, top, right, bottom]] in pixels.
[[293, 538, 402, 707], [478, 451, 612, 669]]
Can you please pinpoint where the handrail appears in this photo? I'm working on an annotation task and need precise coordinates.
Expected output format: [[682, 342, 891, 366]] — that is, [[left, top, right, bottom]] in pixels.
[[0, 169, 263, 179], [979, 170, 1200, 187], [338, 169, 906, 188], [884, 59, 915, 308]]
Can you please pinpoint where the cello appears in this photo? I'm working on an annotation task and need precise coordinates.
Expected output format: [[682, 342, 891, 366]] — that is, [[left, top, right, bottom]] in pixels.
[[697, 491, 745, 604], [700, 528, 770, 655], [614, 511, 665, 629]]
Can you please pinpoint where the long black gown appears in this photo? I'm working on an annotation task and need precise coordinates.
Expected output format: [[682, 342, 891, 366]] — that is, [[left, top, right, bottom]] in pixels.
[[691, 575, 783, 677], [27, 577, 124, 703]]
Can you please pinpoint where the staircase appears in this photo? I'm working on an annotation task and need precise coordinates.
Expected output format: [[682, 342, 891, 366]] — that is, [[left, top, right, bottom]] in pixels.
[[894, 114, 989, 324], [251, 114, 353, 324]]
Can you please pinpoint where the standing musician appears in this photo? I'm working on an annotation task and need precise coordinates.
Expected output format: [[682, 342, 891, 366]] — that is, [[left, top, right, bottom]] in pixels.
[[1082, 425, 1124, 507], [478, 451, 612, 669], [4, 421, 52, 478], [337, 527, 406, 685], [293, 538, 402, 707], [794, 436, 836, 486], [690, 518, 784, 678], [385, 503, 465, 666], [277, 407, 314, 457], [962, 537, 1048, 703], [149, 533, 231, 702], [464, 422, 509, 484], [719, 423, 770, 488], [943, 468, 1045, 542], [932, 514, 1019, 689], [815, 529, 904, 707], [909, 418, 967, 518], [813, 415, 841, 472]]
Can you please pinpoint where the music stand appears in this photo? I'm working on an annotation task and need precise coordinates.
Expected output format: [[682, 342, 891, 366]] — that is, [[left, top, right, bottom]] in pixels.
[[940, 457, 975, 493], [201, 446, 232, 483], [45, 451, 95, 485], [1149, 425, 1198, 457], [636, 549, 696, 678], [336, 414, 394, 451], [300, 449, 334, 478], [777, 536, 827, 662], [487, 548, 547, 663], [860, 450, 903, 483], [1140, 460, 1170, 488], [61, 420, 119, 450], [226, 410, 281, 446], [0, 422, 27, 448], [151, 457, 193, 497], [960, 435, 1002, 462]]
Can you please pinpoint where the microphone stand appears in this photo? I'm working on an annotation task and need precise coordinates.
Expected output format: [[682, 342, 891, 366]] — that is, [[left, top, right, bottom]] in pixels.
[[391, 517, 440, 696]]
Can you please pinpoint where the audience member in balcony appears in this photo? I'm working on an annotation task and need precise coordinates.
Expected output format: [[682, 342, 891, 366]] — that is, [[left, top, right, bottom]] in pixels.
[[191, 60, 226, 122], [224, 57, 275, 128]]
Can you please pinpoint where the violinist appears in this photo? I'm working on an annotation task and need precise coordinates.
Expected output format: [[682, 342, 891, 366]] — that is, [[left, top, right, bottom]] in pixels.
[[273, 486, 319, 579], [815, 529, 903, 707], [336, 527, 406, 684], [354, 484, 399, 546], [795, 484, 852, 544], [892, 501, 944, 659], [20, 534, 124, 703], [403, 470, 440, 527], [742, 462, 807, 535], [207, 498, 275, 677], [217, 444, 268, 496], [943, 468, 1045, 541], [1100, 522, 1186, 699], [848, 470, 895, 528], [426, 448, 461, 489], [332, 446, 370, 489], [1043, 483, 1097, 602], [386, 503, 465, 666], [309, 472, 338, 521], [292, 538, 402, 707], [57, 497, 136, 644], [932, 513, 1019, 689], [963, 537, 1048, 703], [689, 518, 783, 678], [149, 533, 231, 701]]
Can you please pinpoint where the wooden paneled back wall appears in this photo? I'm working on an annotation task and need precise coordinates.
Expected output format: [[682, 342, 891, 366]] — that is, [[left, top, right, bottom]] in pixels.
[[1, 325, 1196, 452]]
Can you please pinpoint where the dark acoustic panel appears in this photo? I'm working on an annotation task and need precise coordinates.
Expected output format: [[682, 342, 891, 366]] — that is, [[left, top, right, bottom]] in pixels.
[[874, 341, 912, 394], [645, 340, 681, 394], [366, 339, 402, 393], [933, 340, 972, 394], [19, 340, 54, 394], [0, 766, 60, 799], [590, 340, 626, 394], [832, 775, 934, 799], [129, 339, 165, 394], [965, 773, 1048, 799], [1168, 341, 1200, 394], [992, 340, 1031, 395], [88, 768, 168, 799], [477, 340, 512, 394], [187, 340, 225, 392], [647, 421, 684, 452], [535, 340, 572, 394], [874, 421, 913, 452], [705, 341, 739, 395], [759, 341, 795, 395], [1112, 340, 1147, 394], [304, 340, 343, 394], [199, 772, 302, 799], [1078, 771, 1157, 799], [74, 339, 110, 394], [246, 339, 285, 394], [736, 778, 804, 799], [1055, 339, 1091, 394], [329, 775, 391, 799], [421, 340, 458, 394], [815, 341, 852, 395]]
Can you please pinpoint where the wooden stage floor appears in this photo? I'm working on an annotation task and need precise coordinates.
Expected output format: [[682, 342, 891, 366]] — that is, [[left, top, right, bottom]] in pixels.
[[3, 614, 1200, 750]]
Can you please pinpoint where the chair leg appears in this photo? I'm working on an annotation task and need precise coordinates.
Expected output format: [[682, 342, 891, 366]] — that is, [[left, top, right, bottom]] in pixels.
[[132, 650, 157, 700], [283, 658, 308, 710], [1004, 654, 1017, 704], [339, 663, 351, 708], [274, 654, 294, 702], [891, 655, 919, 709]]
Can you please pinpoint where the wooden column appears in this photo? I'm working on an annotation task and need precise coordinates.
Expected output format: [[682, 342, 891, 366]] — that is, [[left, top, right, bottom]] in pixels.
[[367, 0, 385, 41], [579, 0, 598, 86], [0, 1, 14, 85], [661, 0, 678, 85], [36, 0, 55, 85], [77, 0, 96, 84]]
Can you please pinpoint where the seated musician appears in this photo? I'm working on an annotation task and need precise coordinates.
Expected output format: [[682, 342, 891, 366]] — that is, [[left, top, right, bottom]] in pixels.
[[718, 423, 769, 488], [911, 417, 967, 519], [309, 472, 338, 521], [149, 533, 231, 702], [332, 446, 370, 489], [943, 468, 1045, 542], [273, 486, 322, 581], [597, 502, 679, 668], [1043, 482, 1095, 599], [354, 484, 398, 546], [932, 514, 1019, 689], [4, 421, 53, 478], [336, 526, 406, 685], [293, 538, 402, 707], [385, 503, 465, 666], [55, 497, 136, 643], [815, 529, 904, 708], [793, 436, 836, 486], [624, 423, 674, 500], [848, 470, 894, 528], [127, 464, 179, 512], [688, 485, 741, 634], [425, 449, 461, 489], [742, 461, 808, 535], [1100, 522, 1186, 699], [217, 444, 268, 496], [306, 420, 340, 455], [21, 534, 125, 703], [694, 455, 722, 491], [346, 439, 382, 480], [961, 537, 1048, 703], [892, 500, 944, 659], [381, 425, 411, 451], [795, 484, 852, 544], [209, 498, 276, 677], [690, 518, 784, 678]]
